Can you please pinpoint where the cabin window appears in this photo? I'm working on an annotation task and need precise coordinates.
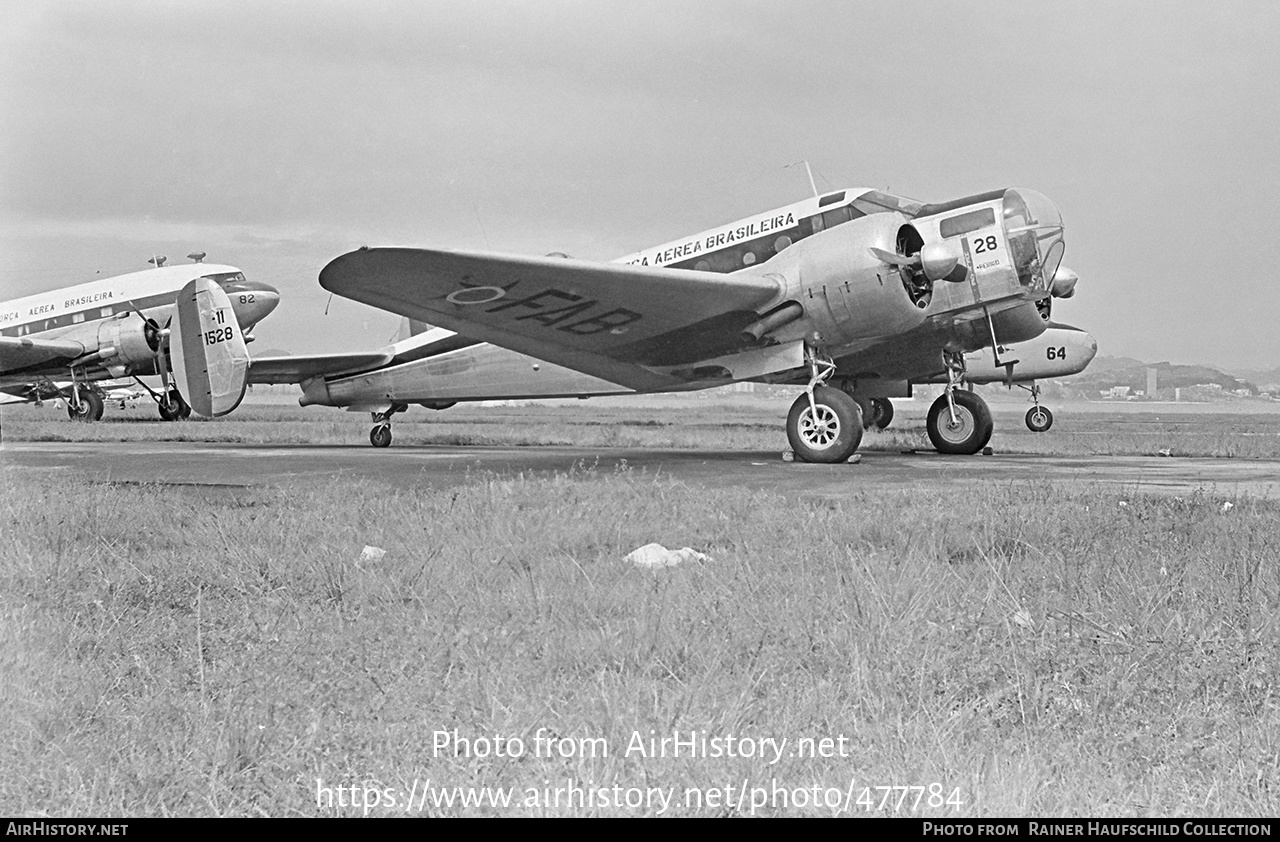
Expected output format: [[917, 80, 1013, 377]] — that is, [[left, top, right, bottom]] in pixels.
[[72, 312, 86, 323], [939, 208, 996, 239], [774, 235, 792, 253]]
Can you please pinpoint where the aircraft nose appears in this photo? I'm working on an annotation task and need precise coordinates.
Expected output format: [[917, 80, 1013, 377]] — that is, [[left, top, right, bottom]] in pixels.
[[1084, 332, 1098, 362], [224, 279, 280, 327]]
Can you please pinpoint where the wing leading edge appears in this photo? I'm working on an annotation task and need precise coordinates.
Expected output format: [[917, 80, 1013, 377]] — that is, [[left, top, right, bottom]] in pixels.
[[319, 247, 784, 391]]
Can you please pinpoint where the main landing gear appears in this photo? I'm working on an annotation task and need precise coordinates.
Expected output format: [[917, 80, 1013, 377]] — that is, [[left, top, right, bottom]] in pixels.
[[859, 396, 894, 430], [785, 350, 863, 463], [925, 351, 993, 455], [158, 389, 192, 421], [66, 387, 104, 422], [369, 402, 408, 448]]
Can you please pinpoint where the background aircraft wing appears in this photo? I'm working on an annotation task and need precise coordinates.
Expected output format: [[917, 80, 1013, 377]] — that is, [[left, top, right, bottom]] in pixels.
[[320, 247, 783, 390], [248, 350, 396, 384], [0, 335, 88, 376]]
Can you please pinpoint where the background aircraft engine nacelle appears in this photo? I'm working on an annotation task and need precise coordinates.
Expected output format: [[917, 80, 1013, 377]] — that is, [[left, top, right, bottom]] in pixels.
[[96, 315, 161, 368], [785, 212, 930, 347]]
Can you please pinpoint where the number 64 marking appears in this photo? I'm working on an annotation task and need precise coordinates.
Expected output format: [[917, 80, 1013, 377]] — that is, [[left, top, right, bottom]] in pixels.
[[1047, 346, 1066, 360]]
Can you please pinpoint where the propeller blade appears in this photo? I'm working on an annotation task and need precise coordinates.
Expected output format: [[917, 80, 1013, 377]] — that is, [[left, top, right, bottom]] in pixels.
[[869, 247, 920, 268]]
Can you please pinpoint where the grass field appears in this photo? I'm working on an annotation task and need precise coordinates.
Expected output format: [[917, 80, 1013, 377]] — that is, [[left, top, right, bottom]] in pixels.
[[2, 397, 1279, 816]]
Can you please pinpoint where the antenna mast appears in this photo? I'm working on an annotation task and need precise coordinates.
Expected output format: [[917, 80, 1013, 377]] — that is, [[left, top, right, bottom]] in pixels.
[[786, 161, 820, 198]]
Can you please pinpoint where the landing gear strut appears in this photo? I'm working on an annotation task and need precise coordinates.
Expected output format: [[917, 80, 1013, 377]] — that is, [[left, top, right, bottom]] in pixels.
[[926, 351, 993, 455], [785, 349, 862, 463], [369, 402, 408, 448], [1020, 383, 1053, 432]]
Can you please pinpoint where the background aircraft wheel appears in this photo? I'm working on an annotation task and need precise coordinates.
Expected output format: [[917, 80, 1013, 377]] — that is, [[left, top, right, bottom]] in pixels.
[[872, 397, 894, 430], [927, 390, 993, 455], [159, 390, 191, 421], [370, 425, 393, 448], [67, 390, 104, 422], [786, 386, 863, 463], [1026, 406, 1054, 432]]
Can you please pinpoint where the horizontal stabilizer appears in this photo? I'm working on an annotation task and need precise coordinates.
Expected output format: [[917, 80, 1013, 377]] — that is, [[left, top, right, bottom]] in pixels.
[[247, 350, 396, 384], [171, 278, 250, 417]]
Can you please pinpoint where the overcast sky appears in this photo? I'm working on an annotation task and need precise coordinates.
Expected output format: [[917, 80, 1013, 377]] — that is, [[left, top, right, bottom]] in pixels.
[[3, 0, 1277, 370]]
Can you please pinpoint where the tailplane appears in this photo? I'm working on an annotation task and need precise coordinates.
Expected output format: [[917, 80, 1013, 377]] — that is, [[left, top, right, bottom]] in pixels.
[[395, 316, 434, 341]]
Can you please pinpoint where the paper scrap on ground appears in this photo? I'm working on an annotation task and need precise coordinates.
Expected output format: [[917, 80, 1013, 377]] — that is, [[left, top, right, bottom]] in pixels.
[[360, 545, 387, 562], [626, 543, 709, 569]]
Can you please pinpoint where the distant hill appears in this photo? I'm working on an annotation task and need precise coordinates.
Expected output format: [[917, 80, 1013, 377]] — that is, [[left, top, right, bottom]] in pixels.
[[1231, 366, 1280, 391], [1057, 355, 1261, 398]]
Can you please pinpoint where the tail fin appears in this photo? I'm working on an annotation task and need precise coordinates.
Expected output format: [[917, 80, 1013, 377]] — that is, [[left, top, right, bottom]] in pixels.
[[395, 316, 434, 341], [171, 278, 250, 417]]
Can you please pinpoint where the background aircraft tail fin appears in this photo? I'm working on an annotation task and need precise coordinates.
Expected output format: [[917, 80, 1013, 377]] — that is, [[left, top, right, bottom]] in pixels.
[[171, 278, 250, 417]]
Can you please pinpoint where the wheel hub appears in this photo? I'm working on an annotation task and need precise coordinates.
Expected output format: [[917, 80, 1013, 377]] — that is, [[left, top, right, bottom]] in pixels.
[[940, 408, 975, 443], [799, 406, 840, 449]]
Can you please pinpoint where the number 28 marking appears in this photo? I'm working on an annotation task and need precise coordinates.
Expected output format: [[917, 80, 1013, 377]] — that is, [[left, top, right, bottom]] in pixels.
[[972, 235, 999, 254]]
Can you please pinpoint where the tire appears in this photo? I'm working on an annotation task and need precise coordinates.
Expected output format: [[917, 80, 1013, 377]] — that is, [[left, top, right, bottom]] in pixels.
[[1025, 406, 1053, 433], [67, 390, 105, 422], [370, 425, 393, 448], [872, 397, 894, 430], [927, 390, 994, 455], [786, 386, 863, 463], [159, 390, 190, 421]]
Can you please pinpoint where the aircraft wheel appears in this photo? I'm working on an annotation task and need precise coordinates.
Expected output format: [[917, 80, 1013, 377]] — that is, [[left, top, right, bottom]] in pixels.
[[67, 390, 105, 422], [872, 397, 894, 430], [786, 386, 863, 463], [370, 425, 393, 448], [159, 390, 191, 421], [1026, 406, 1054, 433], [927, 390, 993, 455]]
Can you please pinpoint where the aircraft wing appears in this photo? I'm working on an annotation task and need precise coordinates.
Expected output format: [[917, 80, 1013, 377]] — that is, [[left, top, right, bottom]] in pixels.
[[0, 335, 88, 375], [248, 351, 396, 384], [319, 247, 784, 391]]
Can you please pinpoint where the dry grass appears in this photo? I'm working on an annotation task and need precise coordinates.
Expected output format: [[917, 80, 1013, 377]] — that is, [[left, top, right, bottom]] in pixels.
[[2, 465, 1277, 816]]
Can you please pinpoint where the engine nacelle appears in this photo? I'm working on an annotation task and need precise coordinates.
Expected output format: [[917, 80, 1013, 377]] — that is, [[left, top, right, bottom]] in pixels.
[[767, 212, 930, 349], [95, 314, 161, 369]]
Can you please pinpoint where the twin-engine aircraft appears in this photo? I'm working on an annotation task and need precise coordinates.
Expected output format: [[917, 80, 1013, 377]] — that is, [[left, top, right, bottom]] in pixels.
[[255, 186, 1089, 460], [1, 256, 278, 421]]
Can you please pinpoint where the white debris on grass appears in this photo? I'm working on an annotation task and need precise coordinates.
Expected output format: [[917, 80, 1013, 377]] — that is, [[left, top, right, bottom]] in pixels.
[[1222, 501, 1234, 512], [360, 545, 387, 562], [626, 543, 709, 569]]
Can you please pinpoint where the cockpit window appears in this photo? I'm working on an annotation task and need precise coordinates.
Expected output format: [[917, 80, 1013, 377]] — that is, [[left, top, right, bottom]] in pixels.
[[1002, 188, 1064, 291], [202, 272, 246, 285]]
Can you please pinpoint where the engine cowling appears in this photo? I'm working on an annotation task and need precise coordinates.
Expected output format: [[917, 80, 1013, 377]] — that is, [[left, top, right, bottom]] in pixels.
[[767, 212, 931, 349], [95, 314, 161, 369]]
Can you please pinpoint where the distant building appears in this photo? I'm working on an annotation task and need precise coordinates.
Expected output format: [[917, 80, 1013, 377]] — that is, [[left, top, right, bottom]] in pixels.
[[1147, 367, 1158, 398]]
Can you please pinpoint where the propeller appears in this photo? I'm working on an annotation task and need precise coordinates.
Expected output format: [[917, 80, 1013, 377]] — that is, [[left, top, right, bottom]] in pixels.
[[871, 244, 966, 283], [869, 247, 920, 268]]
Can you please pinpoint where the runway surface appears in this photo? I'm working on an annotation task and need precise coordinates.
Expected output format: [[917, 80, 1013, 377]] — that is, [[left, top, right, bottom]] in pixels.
[[4, 441, 1279, 499]]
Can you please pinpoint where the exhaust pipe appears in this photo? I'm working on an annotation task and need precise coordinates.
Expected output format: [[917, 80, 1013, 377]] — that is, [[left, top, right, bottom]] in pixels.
[[742, 302, 804, 341]]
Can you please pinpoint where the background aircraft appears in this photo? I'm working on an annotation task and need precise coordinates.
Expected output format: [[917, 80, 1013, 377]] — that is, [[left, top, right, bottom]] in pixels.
[[0, 255, 278, 421], [253, 186, 1085, 459]]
